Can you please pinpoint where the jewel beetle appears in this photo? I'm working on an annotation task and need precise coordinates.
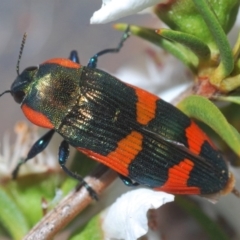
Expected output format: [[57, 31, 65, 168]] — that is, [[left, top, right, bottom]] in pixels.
[[0, 27, 237, 200]]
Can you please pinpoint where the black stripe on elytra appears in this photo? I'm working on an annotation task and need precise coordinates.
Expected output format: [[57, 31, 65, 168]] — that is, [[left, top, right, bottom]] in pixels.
[[58, 67, 141, 155], [187, 141, 229, 194], [127, 134, 178, 187], [146, 99, 191, 147]]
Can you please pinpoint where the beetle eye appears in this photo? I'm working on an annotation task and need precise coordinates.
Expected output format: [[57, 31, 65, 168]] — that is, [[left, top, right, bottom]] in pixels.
[[24, 66, 38, 72], [12, 91, 25, 103]]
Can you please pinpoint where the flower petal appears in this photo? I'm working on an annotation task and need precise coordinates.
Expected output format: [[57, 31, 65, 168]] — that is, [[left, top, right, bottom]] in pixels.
[[90, 0, 166, 24], [101, 189, 174, 240]]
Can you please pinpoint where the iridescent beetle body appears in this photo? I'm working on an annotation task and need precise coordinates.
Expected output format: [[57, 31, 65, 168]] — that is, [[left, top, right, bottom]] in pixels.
[[1, 28, 236, 199]]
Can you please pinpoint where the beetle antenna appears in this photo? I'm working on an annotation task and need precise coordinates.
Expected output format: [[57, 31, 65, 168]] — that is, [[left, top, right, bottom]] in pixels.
[[16, 33, 27, 76]]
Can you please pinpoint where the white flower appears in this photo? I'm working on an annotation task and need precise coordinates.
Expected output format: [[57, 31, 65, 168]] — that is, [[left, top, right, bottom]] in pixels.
[[101, 189, 174, 240], [0, 121, 58, 179], [90, 0, 167, 24]]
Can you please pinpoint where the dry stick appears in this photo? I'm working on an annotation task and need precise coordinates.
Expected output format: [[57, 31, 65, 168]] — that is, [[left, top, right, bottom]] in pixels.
[[23, 165, 118, 240]]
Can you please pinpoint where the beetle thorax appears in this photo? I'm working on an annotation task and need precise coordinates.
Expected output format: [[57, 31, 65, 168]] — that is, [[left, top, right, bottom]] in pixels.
[[22, 63, 82, 128]]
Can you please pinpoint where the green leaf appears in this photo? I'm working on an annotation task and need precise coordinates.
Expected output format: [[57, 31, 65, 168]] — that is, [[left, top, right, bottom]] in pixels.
[[157, 29, 211, 61], [177, 95, 240, 156], [114, 23, 198, 73], [233, 33, 240, 62], [154, 0, 216, 49], [176, 196, 229, 240], [70, 213, 103, 240], [192, 0, 234, 83], [5, 174, 59, 227], [214, 95, 240, 105], [60, 177, 78, 196], [154, 0, 239, 48], [0, 187, 29, 240], [219, 74, 240, 92], [71, 150, 98, 177]]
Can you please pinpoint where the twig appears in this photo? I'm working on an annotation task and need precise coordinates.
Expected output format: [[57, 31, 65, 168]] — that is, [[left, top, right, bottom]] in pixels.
[[23, 165, 117, 240]]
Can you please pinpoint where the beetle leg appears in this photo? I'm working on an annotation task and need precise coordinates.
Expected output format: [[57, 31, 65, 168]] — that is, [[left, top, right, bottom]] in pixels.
[[87, 25, 131, 68], [12, 129, 55, 179], [118, 174, 140, 187], [69, 50, 80, 64], [59, 140, 98, 200]]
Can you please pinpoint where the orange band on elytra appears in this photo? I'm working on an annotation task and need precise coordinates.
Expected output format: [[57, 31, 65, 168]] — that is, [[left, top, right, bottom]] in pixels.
[[78, 131, 143, 176], [130, 85, 158, 125], [185, 121, 215, 155], [155, 159, 201, 194]]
